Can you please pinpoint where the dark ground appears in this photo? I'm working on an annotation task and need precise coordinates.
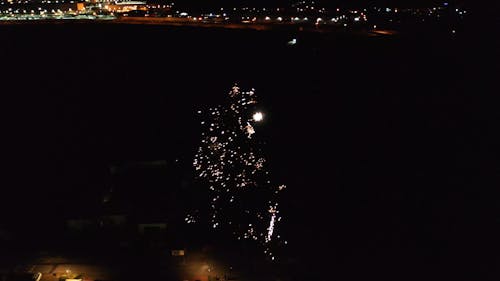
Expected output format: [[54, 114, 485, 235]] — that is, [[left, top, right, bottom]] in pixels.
[[0, 16, 498, 280]]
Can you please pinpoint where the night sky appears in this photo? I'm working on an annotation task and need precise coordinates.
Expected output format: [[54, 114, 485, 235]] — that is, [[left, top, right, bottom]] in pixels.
[[0, 2, 497, 280]]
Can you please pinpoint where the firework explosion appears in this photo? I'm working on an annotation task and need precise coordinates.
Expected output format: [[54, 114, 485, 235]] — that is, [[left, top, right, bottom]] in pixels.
[[192, 85, 286, 259]]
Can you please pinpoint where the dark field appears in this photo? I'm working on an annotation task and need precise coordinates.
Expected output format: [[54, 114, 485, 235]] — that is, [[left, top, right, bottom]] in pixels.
[[0, 22, 498, 280]]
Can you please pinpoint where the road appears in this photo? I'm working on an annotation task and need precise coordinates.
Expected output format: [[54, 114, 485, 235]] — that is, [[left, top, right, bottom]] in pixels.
[[2, 251, 252, 281]]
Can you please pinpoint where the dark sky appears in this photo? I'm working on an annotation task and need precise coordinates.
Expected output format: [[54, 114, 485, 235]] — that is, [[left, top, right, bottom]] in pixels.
[[1, 10, 496, 279]]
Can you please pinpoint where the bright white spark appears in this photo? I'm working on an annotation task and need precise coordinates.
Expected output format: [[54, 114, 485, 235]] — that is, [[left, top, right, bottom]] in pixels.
[[245, 123, 255, 138], [266, 206, 277, 243], [253, 112, 264, 122]]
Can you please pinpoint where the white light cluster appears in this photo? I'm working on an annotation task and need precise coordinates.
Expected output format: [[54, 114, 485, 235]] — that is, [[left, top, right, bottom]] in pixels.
[[184, 214, 197, 224]]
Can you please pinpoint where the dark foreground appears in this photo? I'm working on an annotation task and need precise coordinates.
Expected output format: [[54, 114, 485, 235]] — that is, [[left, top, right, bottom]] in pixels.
[[0, 21, 498, 280]]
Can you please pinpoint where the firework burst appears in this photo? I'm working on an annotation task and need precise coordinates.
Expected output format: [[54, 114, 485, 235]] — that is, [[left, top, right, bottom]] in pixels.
[[191, 84, 286, 259]]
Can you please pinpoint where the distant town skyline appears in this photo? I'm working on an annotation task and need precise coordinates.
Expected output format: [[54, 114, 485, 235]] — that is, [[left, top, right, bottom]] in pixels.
[[175, 0, 464, 9]]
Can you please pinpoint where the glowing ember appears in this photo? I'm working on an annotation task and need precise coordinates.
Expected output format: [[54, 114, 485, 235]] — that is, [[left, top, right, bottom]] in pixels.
[[253, 112, 264, 122]]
